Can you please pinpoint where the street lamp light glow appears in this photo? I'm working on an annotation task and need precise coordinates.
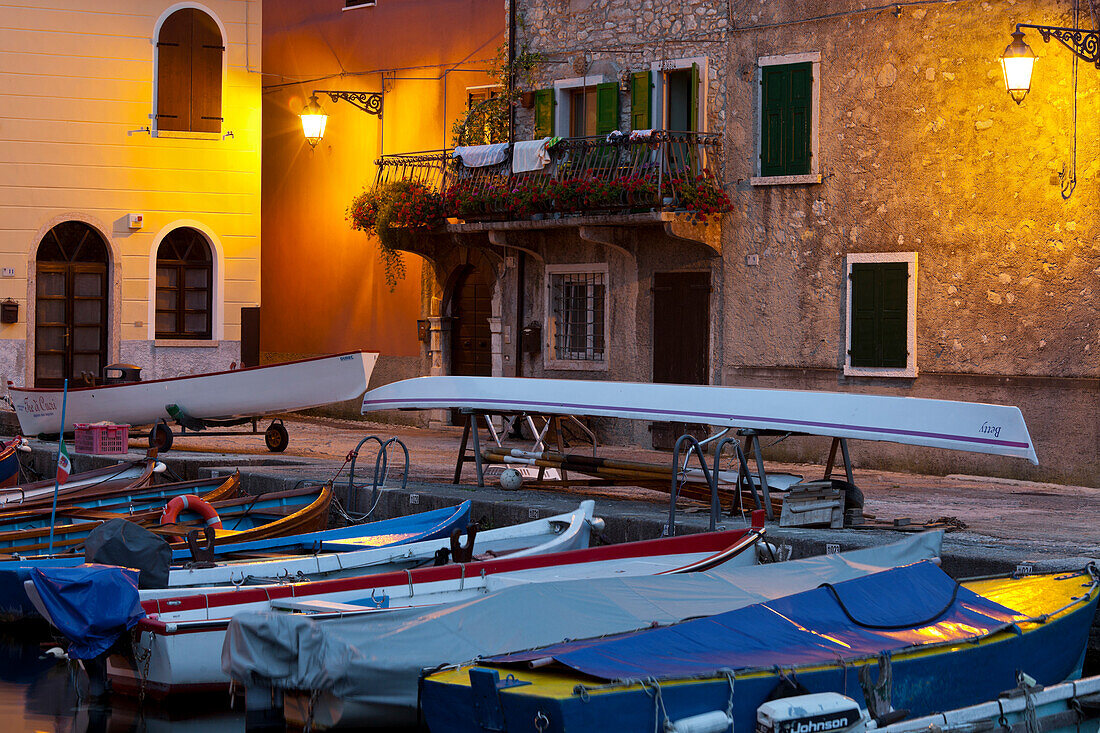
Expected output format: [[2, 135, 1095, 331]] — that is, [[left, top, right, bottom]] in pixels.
[[1001, 30, 1036, 104], [300, 94, 328, 149]]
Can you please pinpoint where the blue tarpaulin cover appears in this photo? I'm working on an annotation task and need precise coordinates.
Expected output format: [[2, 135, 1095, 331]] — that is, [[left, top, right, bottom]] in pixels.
[[31, 565, 145, 659], [488, 561, 1026, 681]]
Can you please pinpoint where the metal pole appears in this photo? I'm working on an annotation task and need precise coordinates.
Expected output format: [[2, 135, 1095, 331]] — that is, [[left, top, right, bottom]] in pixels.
[[47, 378, 69, 555]]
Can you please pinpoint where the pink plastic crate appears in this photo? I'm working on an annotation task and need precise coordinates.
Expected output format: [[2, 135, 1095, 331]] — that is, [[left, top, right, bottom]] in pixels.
[[74, 423, 130, 455]]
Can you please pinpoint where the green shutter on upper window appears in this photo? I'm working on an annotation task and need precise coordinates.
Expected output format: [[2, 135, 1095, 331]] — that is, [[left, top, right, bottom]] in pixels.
[[534, 88, 554, 138], [760, 62, 812, 177], [850, 263, 909, 368], [690, 62, 700, 132], [630, 71, 651, 130], [595, 82, 619, 135], [787, 63, 812, 174]]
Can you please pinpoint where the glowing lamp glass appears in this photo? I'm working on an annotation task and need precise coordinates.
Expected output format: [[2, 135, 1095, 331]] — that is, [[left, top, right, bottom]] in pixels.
[[300, 95, 328, 148], [1000, 31, 1035, 104]]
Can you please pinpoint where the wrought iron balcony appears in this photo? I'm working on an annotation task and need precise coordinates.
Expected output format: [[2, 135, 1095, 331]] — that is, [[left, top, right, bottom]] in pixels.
[[373, 131, 726, 224]]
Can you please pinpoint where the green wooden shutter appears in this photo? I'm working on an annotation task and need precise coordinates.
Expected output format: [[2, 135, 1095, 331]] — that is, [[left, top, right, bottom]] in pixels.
[[533, 88, 554, 138], [850, 263, 908, 368], [690, 62, 700, 132], [786, 63, 812, 175], [879, 263, 909, 367], [760, 62, 812, 176], [760, 66, 787, 176], [630, 71, 651, 130], [595, 82, 619, 135]]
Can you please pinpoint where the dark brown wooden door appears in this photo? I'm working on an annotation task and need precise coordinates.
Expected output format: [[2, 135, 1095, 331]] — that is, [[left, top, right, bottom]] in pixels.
[[450, 267, 493, 377], [652, 271, 710, 385], [35, 223, 109, 387]]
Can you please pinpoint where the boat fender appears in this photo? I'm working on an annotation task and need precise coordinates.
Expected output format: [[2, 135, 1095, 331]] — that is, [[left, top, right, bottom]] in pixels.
[[160, 494, 223, 530], [664, 711, 733, 733]]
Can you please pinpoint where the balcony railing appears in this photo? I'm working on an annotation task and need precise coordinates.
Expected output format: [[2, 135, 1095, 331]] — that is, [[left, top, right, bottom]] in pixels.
[[373, 131, 725, 222]]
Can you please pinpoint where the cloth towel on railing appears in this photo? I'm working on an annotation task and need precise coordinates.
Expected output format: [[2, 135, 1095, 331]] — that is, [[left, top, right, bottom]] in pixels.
[[452, 143, 509, 168], [629, 129, 655, 141], [512, 138, 553, 173]]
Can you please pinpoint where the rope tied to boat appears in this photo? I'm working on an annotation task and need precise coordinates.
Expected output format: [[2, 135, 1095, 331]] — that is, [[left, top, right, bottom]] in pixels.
[[640, 676, 671, 733]]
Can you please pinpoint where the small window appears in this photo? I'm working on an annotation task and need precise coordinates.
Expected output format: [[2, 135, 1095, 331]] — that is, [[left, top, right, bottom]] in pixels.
[[546, 265, 608, 368], [753, 54, 821, 185], [344, 0, 376, 7], [664, 67, 697, 132], [540, 80, 618, 139], [844, 253, 917, 378], [464, 86, 504, 145], [156, 227, 213, 339], [156, 8, 224, 133]]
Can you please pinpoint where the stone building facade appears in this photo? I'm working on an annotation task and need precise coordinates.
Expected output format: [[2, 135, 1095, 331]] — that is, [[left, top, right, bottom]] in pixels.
[[388, 0, 1099, 484]]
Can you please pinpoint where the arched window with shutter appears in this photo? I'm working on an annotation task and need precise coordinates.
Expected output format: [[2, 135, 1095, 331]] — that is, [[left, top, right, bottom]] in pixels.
[[156, 8, 224, 133], [156, 227, 213, 339]]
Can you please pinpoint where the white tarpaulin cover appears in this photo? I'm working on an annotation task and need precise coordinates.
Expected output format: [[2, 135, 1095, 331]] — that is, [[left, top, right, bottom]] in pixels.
[[221, 532, 942, 726]]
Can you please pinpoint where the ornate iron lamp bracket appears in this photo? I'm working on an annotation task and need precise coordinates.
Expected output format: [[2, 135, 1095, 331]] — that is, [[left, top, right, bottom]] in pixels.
[[315, 90, 384, 117], [1017, 23, 1100, 66]]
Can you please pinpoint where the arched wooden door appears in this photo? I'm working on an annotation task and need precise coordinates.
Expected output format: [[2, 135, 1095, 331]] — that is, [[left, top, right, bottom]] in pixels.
[[449, 266, 493, 379], [35, 222, 109, 387]]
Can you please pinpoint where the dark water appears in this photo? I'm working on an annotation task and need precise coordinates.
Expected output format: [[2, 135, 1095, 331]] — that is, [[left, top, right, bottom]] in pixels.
[[0, 631, 242, 733]]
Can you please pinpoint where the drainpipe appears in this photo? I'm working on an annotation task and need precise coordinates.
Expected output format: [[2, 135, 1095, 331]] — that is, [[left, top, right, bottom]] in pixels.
[[508, 0, 516, 144]]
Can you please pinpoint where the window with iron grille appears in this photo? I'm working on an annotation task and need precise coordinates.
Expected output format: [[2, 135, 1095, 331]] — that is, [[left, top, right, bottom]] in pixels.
[[546, 266, 607, 366]]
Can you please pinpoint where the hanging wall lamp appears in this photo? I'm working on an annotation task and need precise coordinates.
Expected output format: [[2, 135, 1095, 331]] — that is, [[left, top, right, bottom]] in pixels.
[[300, 90, 384, 149], [999, 23, 1100, 103]]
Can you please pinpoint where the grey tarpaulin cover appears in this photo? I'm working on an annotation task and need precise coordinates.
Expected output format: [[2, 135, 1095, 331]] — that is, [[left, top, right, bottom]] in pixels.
[[222, 531, 941, 727], [84, 518, 172, 589]]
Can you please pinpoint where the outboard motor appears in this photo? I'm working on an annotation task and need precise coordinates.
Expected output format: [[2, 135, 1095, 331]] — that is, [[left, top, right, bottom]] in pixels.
[[84, 518, 170, 589], [757, 693, 867, 733], [101, 363, 142, 385]]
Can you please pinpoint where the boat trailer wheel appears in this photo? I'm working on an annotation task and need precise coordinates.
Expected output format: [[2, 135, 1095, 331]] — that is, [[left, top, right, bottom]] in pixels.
[[265, 421, 289, 452], [149, 422, 174, 452]]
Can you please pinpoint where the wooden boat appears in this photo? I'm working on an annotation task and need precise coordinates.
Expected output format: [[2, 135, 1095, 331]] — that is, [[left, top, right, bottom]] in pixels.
[[4, 456, 160, 509], [223, 532, 942, 729], [146, 499, 588, 593], [362, 376, 1038, 463], [874, 673, 1100, 733], [167, 499, 472, 561], [420, 563, 1100, 733], [0, 452, 160, 508], [7, 351, 377, 438], [96, 518, 762, 698], [0, 473, 248, 556], [0, 438, 20, 488]]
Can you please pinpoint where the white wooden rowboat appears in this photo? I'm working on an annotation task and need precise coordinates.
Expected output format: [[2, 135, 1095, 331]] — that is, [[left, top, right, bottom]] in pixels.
[[8, 351, 377, 436], [141, 499, 600, 596], [361, 376, 1038, 464]]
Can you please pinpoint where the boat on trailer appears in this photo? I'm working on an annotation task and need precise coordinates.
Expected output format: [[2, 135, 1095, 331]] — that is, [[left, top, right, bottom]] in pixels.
[[420, 563, 1100, 733], [7, 351, 377, 452], [361, 376, 1038, 463]]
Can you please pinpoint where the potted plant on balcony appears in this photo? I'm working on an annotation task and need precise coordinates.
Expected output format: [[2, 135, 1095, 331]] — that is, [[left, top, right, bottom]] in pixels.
[[348, 180, 442, 289], [665, 170, 732, 224]]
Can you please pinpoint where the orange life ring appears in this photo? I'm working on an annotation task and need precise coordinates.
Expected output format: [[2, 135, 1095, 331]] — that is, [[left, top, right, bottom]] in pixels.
[[160, 494, 223, 530]]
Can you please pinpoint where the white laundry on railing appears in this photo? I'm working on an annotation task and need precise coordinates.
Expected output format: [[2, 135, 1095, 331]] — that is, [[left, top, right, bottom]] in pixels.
[[629, 129, 655, 141], [512, 138, 553, 173], [452, 142, 510, 168]]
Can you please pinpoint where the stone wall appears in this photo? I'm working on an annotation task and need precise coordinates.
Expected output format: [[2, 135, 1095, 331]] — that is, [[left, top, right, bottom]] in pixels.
[[503, 0, 1100, 481]]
